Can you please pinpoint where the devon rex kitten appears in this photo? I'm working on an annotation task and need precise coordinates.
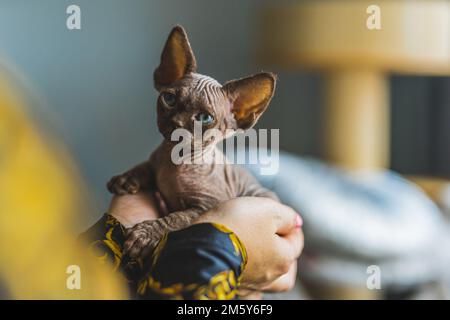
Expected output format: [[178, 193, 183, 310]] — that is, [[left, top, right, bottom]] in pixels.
[[108, 25, 278, 261]]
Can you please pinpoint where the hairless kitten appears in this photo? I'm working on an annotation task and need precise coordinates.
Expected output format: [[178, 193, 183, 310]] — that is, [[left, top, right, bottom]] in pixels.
[[107, 25, 278, 262]]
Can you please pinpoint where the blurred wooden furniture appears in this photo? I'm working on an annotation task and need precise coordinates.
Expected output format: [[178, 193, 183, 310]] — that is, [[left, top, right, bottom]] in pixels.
[[408, 176, 450, 208], [258, 0, 450, 170], [258, 0, 450, 300]]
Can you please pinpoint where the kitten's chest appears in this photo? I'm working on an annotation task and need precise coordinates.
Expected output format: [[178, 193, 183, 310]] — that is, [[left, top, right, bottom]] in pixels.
[[155, 161, 237, 212]]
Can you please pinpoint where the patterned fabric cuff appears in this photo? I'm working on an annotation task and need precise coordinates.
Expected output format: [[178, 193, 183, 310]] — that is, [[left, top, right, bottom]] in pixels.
[[138, 223, 247, 300]]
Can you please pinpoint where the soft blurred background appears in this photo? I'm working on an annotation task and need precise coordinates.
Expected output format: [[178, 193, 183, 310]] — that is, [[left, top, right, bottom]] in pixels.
[[1, 0, 450, 299]]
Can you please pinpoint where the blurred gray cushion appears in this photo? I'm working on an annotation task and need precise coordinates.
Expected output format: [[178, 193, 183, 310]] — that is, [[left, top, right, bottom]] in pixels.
[[241, 149, 449, 287]]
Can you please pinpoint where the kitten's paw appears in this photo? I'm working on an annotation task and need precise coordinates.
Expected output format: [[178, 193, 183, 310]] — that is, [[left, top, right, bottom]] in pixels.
[[107, 173, 140, 195], [123, 220, 165, 261]]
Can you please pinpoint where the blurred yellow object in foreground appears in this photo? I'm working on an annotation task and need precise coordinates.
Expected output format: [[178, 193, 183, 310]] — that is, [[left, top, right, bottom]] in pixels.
[[0, 68, 127, 299]]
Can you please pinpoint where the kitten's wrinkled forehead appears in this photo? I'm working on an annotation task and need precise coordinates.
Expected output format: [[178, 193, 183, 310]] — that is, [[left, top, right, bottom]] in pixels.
[[191, 73, 221, 91], [184, 73, 226, 104]]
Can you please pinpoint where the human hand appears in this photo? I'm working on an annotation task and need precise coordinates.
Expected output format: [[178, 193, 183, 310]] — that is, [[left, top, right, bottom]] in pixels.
[[262, 260, 298, 292], [108, 191, 168, 228], [194, 197, 303, 292]]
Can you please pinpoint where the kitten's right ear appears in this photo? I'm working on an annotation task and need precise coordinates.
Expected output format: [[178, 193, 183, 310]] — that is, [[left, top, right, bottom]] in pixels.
[[154, 25, 197, 90]]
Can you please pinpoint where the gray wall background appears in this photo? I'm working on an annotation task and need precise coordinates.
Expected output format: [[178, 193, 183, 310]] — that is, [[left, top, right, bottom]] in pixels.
[[1, 0, 448, 212]]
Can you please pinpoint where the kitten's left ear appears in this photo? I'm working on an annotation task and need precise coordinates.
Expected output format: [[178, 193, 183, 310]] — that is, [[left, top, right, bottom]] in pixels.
[[224, 72, 276, 130], [154, 25, 197, 89]]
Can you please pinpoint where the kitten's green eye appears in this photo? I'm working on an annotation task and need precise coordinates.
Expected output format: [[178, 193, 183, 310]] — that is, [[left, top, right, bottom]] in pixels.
[[196, 113, 214, 125], [161, 92, 176, 107]]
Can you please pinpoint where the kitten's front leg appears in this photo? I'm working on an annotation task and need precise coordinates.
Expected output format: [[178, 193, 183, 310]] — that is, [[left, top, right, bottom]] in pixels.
[[123, 208, 201, 261], [107, 161, 154, 195]]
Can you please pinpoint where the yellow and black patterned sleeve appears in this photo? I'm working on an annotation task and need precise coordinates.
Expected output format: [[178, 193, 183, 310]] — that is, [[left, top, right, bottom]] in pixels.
[[79, 213, 148, 295], [79, 214, 126, 272], [80, 215, 247, 300], [137, 223, 247, 300]]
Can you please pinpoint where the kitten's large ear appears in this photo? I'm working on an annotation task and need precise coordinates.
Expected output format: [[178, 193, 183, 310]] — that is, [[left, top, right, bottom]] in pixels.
[[154, 25, 197, 89], [224, 72, 276, 130]]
